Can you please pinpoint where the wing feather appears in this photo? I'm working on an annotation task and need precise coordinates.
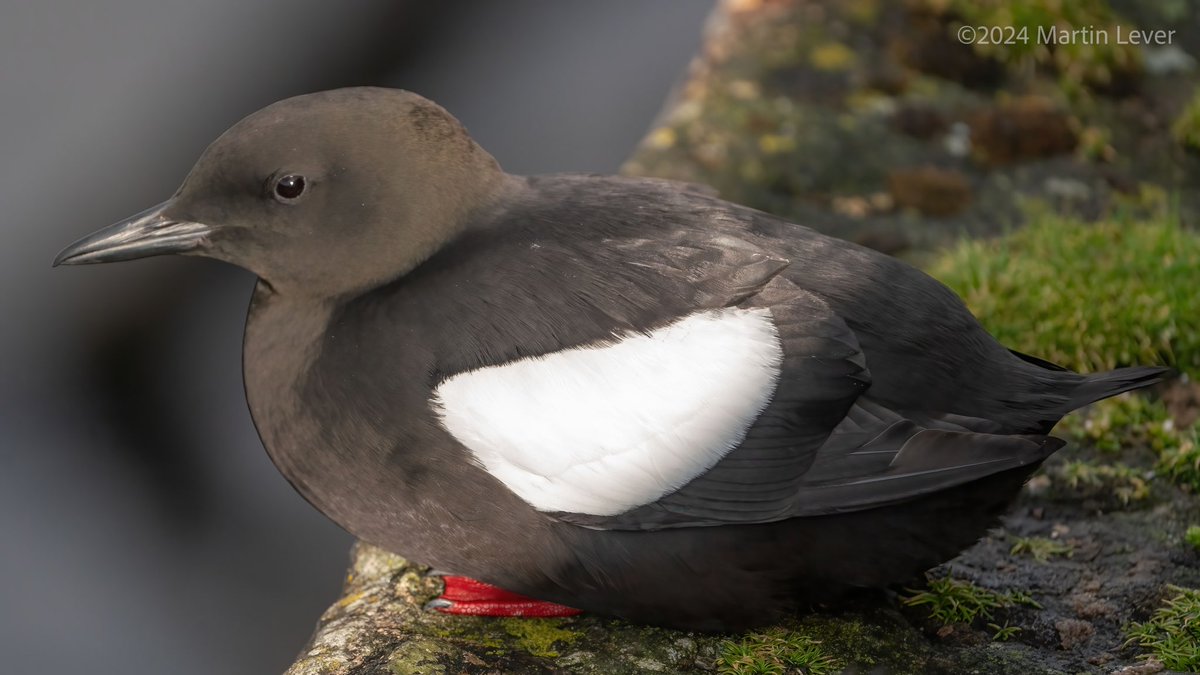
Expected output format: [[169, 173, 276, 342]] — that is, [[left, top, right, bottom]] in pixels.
[[556, 277, 1058, 530]]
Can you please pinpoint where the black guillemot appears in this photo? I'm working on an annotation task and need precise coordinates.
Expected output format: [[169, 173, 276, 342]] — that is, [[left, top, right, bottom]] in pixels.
[[55, 88, 1170, 630]]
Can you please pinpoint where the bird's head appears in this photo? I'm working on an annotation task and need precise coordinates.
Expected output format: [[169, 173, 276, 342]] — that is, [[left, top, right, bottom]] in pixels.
[[54, 87, 511, 298]]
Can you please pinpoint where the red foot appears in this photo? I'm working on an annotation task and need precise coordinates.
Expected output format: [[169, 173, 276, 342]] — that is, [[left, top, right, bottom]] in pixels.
[[427, 575, 583, 617]]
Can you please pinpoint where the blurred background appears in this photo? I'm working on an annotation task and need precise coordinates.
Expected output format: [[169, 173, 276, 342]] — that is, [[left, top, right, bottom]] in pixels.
[[0, 2, 713, 673]]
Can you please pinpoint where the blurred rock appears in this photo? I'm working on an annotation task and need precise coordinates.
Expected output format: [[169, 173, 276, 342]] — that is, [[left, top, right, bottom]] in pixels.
[[889, 166, 973, 216], [968, 97, 1078, 165]]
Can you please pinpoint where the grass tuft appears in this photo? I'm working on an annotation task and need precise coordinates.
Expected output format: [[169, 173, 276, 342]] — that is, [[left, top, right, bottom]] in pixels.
[[1155, 427, 1200, 493], [1058, 393, 1200, 492], [902, 577, 1040, 625], [929, 213, 1200, 378], [1124, 585, 1200, 671], [1059, 394, 1178, 454], [716, 628, 839, 675], [1010, 536, 1074, 563], [988, 622, 1023, 641], [1055, 460, 1151, 505]]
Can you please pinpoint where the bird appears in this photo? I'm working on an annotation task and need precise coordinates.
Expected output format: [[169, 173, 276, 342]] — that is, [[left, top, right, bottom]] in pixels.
[[55, 87, 1170, 631]]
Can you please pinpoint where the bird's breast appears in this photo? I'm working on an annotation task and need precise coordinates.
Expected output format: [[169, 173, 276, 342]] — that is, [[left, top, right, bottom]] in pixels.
[[242, 289, 346, 501], [240, 285, 554, 573]]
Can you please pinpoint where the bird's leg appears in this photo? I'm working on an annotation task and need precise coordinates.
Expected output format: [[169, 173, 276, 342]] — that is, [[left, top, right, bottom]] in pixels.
[[424, 575, 583, 617]]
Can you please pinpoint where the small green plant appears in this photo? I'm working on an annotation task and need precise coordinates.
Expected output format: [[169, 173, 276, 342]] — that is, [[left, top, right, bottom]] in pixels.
[[929, 213, 1199, 378], [988, 622, 1023, 641], [1005, 589, 1043, 610], [1056, 460, 1151, 504], [716, 629, 838, 675], [1010, 536, 1074, 562], [1185, 525, 1200, 550], [1124, 585, 1200, 671], [901, 577, 1040, 625], [1156, 427, 1200, 493]]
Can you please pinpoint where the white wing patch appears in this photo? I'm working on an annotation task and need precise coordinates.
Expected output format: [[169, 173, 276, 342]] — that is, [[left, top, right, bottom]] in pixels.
[[432, 307, 783, 516]]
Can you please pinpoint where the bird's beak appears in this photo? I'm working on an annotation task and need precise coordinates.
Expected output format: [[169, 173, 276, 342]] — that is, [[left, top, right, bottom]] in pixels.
[[53, 201, 212, 266]]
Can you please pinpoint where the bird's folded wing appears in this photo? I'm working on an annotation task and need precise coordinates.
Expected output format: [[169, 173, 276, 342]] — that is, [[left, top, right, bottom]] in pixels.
[[550, 279, 1060, 531], [573, 399, 1061, 530], [432, 232, 1057, 530], [430, 230, 798, 518]]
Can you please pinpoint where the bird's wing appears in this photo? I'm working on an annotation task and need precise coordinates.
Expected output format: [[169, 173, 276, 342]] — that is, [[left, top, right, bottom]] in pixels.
[[431, 232, 1057, 530], [554, 276, 1060, 530], [430, 231, 791, 517]]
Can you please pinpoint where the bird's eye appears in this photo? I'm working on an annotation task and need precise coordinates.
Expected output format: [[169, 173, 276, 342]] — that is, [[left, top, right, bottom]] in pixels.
[[274, 174, 306, 201]]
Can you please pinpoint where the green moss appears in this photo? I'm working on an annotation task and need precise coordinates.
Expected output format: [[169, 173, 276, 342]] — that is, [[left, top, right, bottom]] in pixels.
[[716, 628, 838, 675], [1010, 536, 1074, 563], [386, 638, 448, 675], [1058, 393, 1175, 453], [1125, 585, 1200, 671], [929, 212, 1200, 377], [1156, 427, 1200, 493], [923, 0, 1141, 90], [426, 618, 514, 657], [1172, 89, 1200, 152], [497, 618, 581, 659], [1057, 393, 1200, 492], [1186, 525, 1200, 550], [1055, 460, 1150, 504], [901, 577, 1039, 625]]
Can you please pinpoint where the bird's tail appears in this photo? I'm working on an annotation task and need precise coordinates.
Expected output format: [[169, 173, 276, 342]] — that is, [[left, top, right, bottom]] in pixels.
[[1064, 365, 1175, 412]]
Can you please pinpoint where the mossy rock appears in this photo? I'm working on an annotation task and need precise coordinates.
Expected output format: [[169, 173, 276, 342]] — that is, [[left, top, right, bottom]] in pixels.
[[928, 210, 1200, 377], [285, 545, 1103, 675]]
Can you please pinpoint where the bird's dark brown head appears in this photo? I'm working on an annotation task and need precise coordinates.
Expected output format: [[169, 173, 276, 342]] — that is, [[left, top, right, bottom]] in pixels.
[[54, 87, 512, 298]]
